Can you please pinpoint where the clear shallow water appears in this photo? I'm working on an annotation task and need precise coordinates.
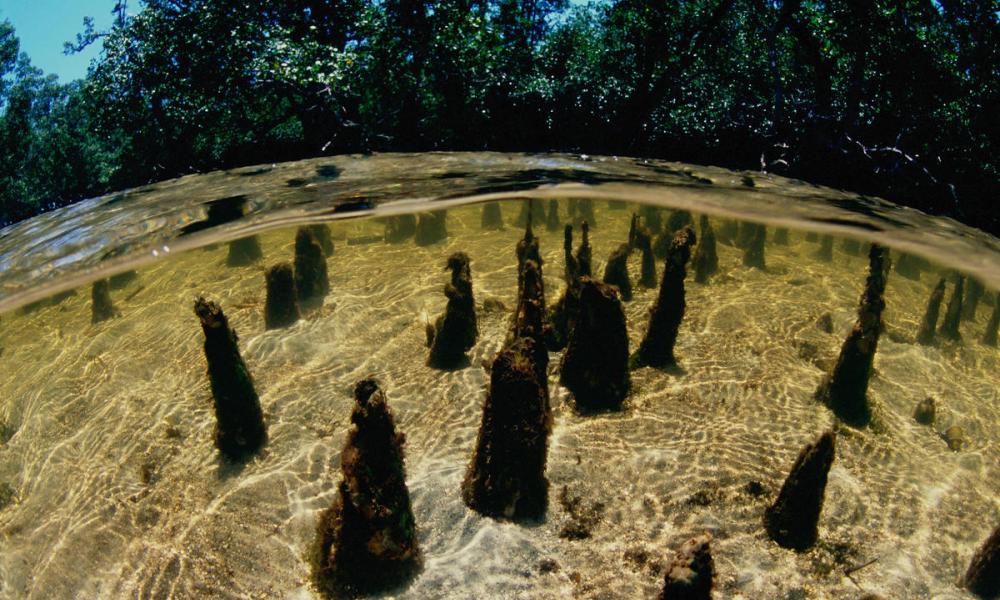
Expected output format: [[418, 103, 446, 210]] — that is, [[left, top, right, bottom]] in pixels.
[[0, 153, 998, 599]]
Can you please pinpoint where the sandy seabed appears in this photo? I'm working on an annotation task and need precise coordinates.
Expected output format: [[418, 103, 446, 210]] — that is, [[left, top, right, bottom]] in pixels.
[[0, 199, 998, 599]]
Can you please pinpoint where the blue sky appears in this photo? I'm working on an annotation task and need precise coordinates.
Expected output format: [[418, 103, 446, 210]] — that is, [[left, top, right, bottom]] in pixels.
[[0, 0, 115, 82]]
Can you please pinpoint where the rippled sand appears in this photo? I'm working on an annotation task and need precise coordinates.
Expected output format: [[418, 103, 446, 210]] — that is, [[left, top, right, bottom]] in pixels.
[[0, 200, 998, 599]]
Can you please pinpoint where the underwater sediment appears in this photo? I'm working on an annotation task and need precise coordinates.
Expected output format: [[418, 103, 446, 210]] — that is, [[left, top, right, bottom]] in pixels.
[[658, 533, 714, 600]]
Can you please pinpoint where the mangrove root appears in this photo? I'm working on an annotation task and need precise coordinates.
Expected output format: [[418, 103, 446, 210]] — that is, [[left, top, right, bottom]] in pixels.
[[982, 292, 1000, 346], [427, 252, 478, 369], [415, 210, 448, 246], [481, 203, 504, 230], [692, 214, 719, 284], [314, 379, 420, 594], [658, 533, 714, 600], [964, 523, 1000, 599], [814, 245, 890, 427], [560, 278, 630, 412], [463, 336, 551, 520], [633, 226, 696, 368], [264, 263, 301, 329], [916, 278, 946, 345], [938, 275, 964, 341], [602, 243, 632, 301], [226, 235, 263, 267], [764, 431, 835, 551], [294, 226, 330, 305], [194, 297, 267, 461], [91, 279, 117, 324], [742, 223, 766, 269]]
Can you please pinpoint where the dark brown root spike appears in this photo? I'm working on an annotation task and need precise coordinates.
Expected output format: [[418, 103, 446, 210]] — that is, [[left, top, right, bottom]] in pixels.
[[481, 202, 503, 230], [314, 379, 420, 594], [629, 214, 657, 288], [463, 336, 551, 520], [427, 252, 478, 369], [633, 226, 696, 369], [742, 223, 766, 269], [307, 224, 334, 256], [415, 210, 448, 246], [692, 214, 719, 284], [226, 235, 263, 267], [576, 221, 592, 278], [814, 245, 890, 427], [916, 278, 946, 345], [602, 244, 632, 302], [964, 523, 1000, 598], [563, 224, 578, 284], [193, 297, 267, 462], [814, 234, 834, 262], [264, 263, 301, 329], [764, 431, 836, 551], [963, 277, 984, 320], [938, 275, 964, 341], [546, 199, 560, 231], [385, 214, 418, 243], [982, 292, 1000, 346], [294, 227, 330, 305], [560, 278, 630, 412], [91, 279, 117, 324]]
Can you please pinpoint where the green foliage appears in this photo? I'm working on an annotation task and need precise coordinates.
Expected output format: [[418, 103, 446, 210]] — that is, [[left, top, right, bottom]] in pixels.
[[1, 1, 998, 233]]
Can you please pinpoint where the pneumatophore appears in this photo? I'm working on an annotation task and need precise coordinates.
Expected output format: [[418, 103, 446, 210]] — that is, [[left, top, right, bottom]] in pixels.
[[602, 243, 632, 302], [983, 292, 1000, 346], [939, 275, 965, 341], [91, 279, 117, 324], [427, 252, 478, 369], [629, 214, 657, 288], [764, 431, 836, 551], [916, 278, 946, 345], [632, 226, 696, 368], [264, 263, 301, 329], [415, 210, 448, 246], [227, 235, 263, 267], [560, 277, 630, 412], [314, 379, 420, 594], [294, 226, 330, 306], [964, 523, 1000, 599], [814, 245, 890, 427], [692, 214, 719, 284], [481, 203, 504, 230], [193, 297, 267, 461], [742, 223, 766, 269]]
